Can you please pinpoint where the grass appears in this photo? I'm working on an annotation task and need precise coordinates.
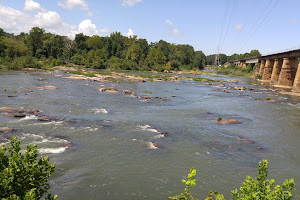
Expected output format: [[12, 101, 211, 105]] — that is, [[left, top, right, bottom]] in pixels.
[[254, 97, 261, 100], [105, 77, 120, 82], [142, 90, 153, 94], [211, 64, 255, 77], [192, 77, 220, 82], [134, 74, 171, 81]]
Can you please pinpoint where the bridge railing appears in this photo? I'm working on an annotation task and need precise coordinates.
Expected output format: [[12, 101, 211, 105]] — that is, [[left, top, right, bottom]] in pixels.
[[262, 45, 300, 57]]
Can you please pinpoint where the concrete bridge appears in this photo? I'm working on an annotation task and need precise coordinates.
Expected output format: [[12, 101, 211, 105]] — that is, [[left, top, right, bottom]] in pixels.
[[231, 49, 300, 92]]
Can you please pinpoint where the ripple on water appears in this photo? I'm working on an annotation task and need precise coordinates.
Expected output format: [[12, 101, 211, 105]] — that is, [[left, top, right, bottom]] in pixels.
[[19, 133, 72, 154], [89, 108, 108, 114]]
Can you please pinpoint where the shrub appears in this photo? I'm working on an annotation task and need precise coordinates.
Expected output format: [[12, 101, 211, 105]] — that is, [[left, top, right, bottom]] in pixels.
[[71, 53, 85, 65], [169, 160, 295, 200], [9, 56, 43, 70], [217, 117, 223, 121], [266, 97, 273, 101], [0, 137, 57, 200], [256, 74, 263, 80], [232, 160, 295, 200]]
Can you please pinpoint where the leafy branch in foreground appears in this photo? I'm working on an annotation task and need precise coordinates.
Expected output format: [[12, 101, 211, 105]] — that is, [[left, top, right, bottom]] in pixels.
[[169, 160, 295, 200], [232, 160, 295, 200], [0, 137, 57, 200], [168, 168, 225, 200]]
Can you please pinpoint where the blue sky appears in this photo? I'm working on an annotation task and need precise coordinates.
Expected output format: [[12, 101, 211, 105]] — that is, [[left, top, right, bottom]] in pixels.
[[0, 0, 299, 56]]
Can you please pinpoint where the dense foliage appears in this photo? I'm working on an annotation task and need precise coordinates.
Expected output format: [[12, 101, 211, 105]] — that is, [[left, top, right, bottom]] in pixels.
[[0, 137, 56, 200], [211, 63, 257, 77], [0, 27, 260, 71], [169, 160, 295, 200], [0, 27, 206, 71]]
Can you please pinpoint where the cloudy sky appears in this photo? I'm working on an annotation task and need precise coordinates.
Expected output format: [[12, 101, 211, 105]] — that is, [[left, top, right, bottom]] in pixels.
[[0, 0, 299, 55]]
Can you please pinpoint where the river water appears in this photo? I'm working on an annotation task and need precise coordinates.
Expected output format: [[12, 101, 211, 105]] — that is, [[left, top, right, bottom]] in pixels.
[[0, 70, 299, 199]]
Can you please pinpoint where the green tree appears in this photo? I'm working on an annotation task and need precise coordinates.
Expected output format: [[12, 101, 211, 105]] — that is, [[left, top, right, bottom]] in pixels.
[[126, 43, 142, 63], [193, 51, 206, 70], [0, 137, 56, 200], [146, 47, 166, 66], [2, 37, 29, 58], [86, 35, 103, 50], [25, 27, 45, 57], [74, 33, 89, 51]]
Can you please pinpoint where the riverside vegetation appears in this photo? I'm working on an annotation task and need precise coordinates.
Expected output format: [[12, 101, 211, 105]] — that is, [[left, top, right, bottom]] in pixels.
[[0, 138, 296, 200], [0, 27, 260, 73]]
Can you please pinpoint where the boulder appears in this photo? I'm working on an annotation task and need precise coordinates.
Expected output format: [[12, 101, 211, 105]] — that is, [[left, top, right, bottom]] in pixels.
[[26, 109, 39, 115], [0, 107, 24, 113], [37, 86, 58, 89], [38, 78, 44, 81], [263, 99, 278, 103], [105, 90, 119, 94], [37, 115, 53, 121], [141, 96, 151, 99], [2, 112, 26, 117], [24, 89, 33, 93], [99, 88, 106, 92], [22, 68, 38, 71], [0, 127, 15, 133], [122, 90, 135, 95], [217, 118, 241, 124]]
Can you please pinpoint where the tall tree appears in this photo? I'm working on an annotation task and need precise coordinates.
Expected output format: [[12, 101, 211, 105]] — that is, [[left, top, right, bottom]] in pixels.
[[25, 27, 45, 57], [86, 35, 103, 50]]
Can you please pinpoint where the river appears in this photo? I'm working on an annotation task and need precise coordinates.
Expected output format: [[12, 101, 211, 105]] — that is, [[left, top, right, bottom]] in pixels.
[[0, 70, 299, 199]]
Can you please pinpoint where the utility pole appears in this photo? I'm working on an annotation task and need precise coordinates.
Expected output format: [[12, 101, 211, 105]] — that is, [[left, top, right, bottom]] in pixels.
[[214, 46, 220, 66]]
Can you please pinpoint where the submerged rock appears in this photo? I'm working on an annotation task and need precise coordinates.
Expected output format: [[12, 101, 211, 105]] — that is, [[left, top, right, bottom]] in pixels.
[[37, 115, 53, 121], [0, 127, 15, 133]]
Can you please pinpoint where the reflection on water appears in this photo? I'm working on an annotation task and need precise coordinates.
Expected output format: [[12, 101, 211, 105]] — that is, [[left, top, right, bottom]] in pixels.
[[0, 71, 299, 199]]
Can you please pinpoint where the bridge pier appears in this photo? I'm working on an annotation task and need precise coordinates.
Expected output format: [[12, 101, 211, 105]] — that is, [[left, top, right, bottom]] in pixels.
[[253, 63, 260, 77], [292, 62, 300, 92], [270, 59, 283, 84], [277, 58, 298, 87], [259, 60, 265, 75], [262, 59, 274, 81]]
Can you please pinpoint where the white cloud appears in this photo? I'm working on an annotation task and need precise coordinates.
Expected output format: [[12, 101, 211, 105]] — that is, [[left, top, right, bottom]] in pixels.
[[78, 19, 98, 36], [99, 27, 112, 33], [0, 5, 111, 39], [127, 28, 134, 37], [121, 0, 142, 7], [165, 19, 182, 36], [58, 0, 88, 10], [33, 11, 62, 27], [234, 24, 243, 30], [24, 0, 43, 12], [165, 19, 173, 26]]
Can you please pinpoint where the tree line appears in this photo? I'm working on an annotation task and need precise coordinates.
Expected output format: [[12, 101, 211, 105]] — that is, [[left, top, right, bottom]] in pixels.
[[0, 27, 260, 71]]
